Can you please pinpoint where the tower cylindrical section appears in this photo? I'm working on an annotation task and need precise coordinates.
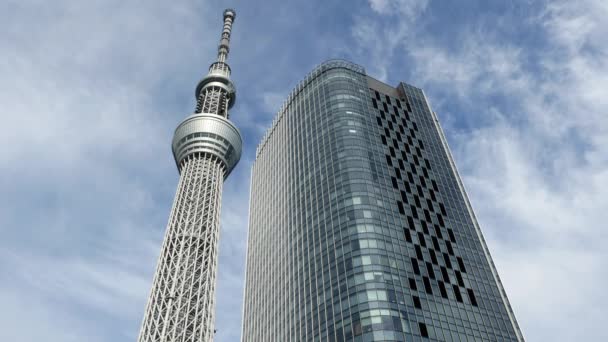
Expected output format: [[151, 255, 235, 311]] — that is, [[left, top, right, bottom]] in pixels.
[[171, 114, 242, 178]]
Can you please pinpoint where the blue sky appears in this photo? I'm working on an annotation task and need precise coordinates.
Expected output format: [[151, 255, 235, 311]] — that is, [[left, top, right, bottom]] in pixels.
[[1, 0, 606, 341]]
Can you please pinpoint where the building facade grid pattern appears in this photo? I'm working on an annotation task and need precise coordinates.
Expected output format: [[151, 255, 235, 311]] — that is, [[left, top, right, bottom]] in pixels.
[[243, 60, 523, 342]]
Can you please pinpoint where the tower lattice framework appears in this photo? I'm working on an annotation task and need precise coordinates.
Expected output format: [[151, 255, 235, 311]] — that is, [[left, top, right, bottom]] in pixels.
[[138, 9, 242, 342]]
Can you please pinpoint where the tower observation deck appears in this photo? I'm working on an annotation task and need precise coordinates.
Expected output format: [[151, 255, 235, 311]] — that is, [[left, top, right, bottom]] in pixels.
[[138, 9, 242, 342]]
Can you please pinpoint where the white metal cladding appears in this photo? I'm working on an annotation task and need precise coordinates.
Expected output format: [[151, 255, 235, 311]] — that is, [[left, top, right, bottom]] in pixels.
[[195, 75, 236, 109], [138, 155, 225, 342], [172, 114, 242, 177], [138, 8, 240, 342]]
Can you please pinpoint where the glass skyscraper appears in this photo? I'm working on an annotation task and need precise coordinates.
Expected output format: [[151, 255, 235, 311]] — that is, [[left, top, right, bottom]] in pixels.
[[242, 60, 524, 342]]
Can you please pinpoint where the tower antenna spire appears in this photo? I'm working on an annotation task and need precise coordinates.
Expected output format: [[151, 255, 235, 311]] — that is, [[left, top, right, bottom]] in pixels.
[[217, 9, 235, 63], [137, 9, 242, 342], [193, 9, 237, 118]]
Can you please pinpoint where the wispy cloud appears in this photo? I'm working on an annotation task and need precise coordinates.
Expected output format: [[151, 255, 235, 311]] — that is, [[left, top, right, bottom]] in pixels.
[[350, 0, 429, 81], [2, 0, 606, 341], [0, 0, 218, 341], [351, 0, 608, 340]]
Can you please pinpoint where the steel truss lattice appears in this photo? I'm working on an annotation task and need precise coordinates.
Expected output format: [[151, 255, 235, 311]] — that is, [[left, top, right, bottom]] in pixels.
[[139, 155, 225, 342], [137, 8, 241, 342]]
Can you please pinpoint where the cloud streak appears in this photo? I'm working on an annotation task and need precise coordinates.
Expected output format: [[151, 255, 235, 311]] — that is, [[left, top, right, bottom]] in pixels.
[[350, 0, 608, 340], [1, 0, 605, 341]]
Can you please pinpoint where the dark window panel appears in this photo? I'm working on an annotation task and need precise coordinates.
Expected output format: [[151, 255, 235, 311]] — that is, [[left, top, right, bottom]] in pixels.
[[429, 249, 438, 265], [423, 276, 433, 294], [432, 180, 439, 192], [421, 221, 429, 234], [386, 155, 393, 166], [443, 253, 453, 269], [434, 225, 443, 239], [416, 185, 424, 195], [397, 201, 406, 215], [439, 203, 447, 216], [404, 229, 412, 243], [440, 267, 450, 283], [446, 241, 454, 256], [426, 262, 435, 280], [419, 322, 429, 338], [400, 190, 408, 203], [424, 158, 431, 169], [415, 245, 424, 260], [453, 285, 463, 302], [467, 288, 478, 306], [438, 281, 448, 299], [457, 257, 467, 273], [407, 216, 415, 229], [437, 213, 445, 227], [411, 205, 419, 219], [432, 236, 441, 251], [411, 258, 421, 275], [424, 210, 432, 222], [455, 270, 465, 287], [418, 232, 427, 248], [448, 229, 456, 243], [413, 295, 421, 309], [409, 278, 417, 290]]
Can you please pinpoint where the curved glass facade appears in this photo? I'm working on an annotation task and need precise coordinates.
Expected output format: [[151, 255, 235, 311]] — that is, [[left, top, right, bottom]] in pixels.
[[242, 60, 523, 342]]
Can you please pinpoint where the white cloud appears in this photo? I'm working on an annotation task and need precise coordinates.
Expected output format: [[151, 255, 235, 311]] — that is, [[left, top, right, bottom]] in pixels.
[[368, 0, 428, 18], [0, 288, 100, 342], [354, 0, 608, 340], [0, 0, 220, 341], [404, 1, 607, 340], [3, 0, 606, 341], [352, 0, 429, 81], [262, 91, 286, 114]]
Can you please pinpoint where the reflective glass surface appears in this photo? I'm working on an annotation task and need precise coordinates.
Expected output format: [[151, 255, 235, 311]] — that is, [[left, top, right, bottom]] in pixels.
[[243, 60, 523, 342]]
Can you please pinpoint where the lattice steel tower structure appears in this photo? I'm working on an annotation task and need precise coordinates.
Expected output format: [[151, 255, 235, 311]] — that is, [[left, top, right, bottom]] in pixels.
[[138, 9, 242, 342]]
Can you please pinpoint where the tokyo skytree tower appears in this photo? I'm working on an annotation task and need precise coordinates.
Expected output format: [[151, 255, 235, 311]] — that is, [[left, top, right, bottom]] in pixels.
[[138, 9, 242, 342]]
